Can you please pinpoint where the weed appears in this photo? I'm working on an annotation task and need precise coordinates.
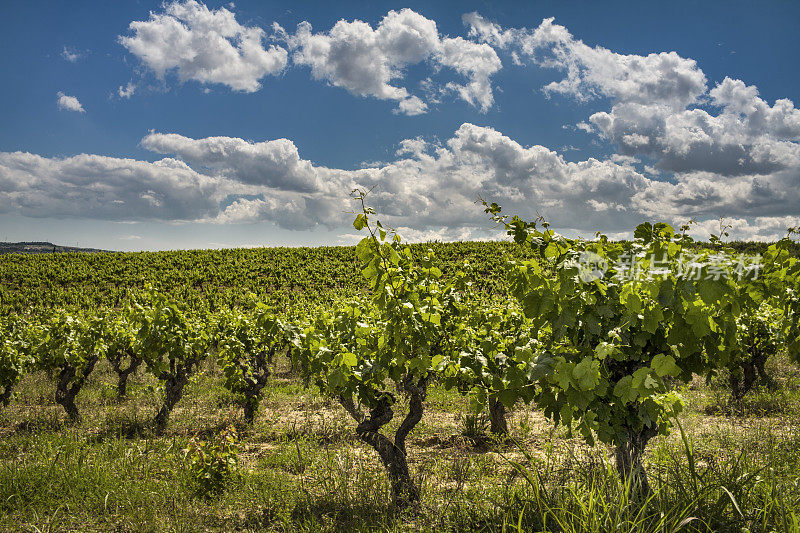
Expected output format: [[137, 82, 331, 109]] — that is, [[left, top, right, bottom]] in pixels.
[[184, 423, 240, 499]]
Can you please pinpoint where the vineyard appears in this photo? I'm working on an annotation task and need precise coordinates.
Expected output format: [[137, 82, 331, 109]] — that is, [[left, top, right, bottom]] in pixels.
[[1, 198, 800, 532]]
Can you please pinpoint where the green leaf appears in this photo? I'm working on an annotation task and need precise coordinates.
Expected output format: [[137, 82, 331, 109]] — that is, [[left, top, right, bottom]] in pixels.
[[554, 361, 574, 390], [630, 367, 651, 392], [613, 375, 637, 404], [387, 246, 401, 265], [595, 342, 616, 360], [498, 389, 518, 409], [651, 353, 680, 377], [625, 292, 643, 313], [353, 214, 367, 231], [696, 279, 727, 305], [544, 243, 559, 260], [341, 352, 357, 367], [328, 369, 345, 388], [634, 222, 653, 243], [642, 306, 663, 333], [573, 357, 600, 391], [469, 387, 487, 414], [559, 404, 573, 427]]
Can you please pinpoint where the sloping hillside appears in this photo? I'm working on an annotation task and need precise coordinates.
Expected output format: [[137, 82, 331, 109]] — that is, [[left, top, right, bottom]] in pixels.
[[0, 241, 109, 255]]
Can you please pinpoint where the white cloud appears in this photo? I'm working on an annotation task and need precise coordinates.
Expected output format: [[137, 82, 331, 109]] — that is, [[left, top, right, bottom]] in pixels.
[[141, 132, 348, 193], [709, 77, 800, 140], [61, 46, 81, 63], [463, 15, 800, 178], [139, 124, 654, 232], [145, 124, 800, 237], [118, 82, 136, 99], [0, 152, 224, 220], [215, 197, 274, 223], [395, 137, 428, 157], [682, 216, 800, 242], [589, 96, 800, 176], [279, 8, 501, 114], [3, 123, 798, 240], [395, 226, 507, 243], [119, 0, 287, 92], [436, 35, 501, 111], [396, 95, 428, 116], [336, 233, 363, 245], [462, 12, 517, 50], [464, 14, 707, 108], [463, 14, 800, 232], [57, 92, 85, 113]]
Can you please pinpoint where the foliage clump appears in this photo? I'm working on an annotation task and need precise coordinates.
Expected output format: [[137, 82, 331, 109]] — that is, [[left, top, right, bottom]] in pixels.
[[184, 424, 240, 499]]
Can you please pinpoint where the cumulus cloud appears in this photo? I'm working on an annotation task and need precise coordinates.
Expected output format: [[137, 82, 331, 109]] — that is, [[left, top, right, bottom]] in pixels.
[[2, 123, 798, 240], [119, 0, 288, 92], [463, 14, 800, 234], [138, 124, 657, 232], [582, 76, 800, 177], [214, 195, 342, 228], [464, 13, 707, 108], [141, 132, 347, 193], [0, 124, 640, 229], [589, 98, 800, 176], [56, 92, 85, 113], [631, 167, 800, 223], [0, 152, 223, 220], [396, 226, 508, 243], [136, 124, 800, 238], [463, 15, 800, 175], [338, 226, 506, 244], [683, 217, 800, 242], [278, 8, 502, 114]]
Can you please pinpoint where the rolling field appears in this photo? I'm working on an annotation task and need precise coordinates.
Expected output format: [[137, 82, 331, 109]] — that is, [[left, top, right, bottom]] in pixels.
[[0, 241, 532, 314]]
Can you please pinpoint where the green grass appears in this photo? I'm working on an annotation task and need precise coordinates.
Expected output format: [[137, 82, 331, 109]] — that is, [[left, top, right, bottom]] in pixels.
[[1, 356, 799, 532]]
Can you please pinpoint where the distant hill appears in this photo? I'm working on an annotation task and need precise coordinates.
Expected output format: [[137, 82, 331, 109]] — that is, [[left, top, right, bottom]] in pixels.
[[0, 241, 110, 255]]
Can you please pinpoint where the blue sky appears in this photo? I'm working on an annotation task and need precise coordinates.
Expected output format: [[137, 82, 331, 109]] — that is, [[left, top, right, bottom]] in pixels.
[[1, 0, 799, 250]]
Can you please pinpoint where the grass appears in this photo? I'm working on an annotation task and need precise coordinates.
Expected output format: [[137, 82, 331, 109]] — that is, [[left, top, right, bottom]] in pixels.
[[697, 352, 800, 418], [1, 355, 800, 531]]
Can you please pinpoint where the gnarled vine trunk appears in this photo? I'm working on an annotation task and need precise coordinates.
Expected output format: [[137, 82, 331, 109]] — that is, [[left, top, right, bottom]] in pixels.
[[488, 397, 508, 436], [153, 358, 199, 435], [754, 352, 776, 390], [615, 424, 657, 500], [55, 356, 99, 422], [729, 364, 757, 402], [339, 375, 428, 509], [1, 384, 13, 408], [730, 347, 777, 401], [240, 349, 272, 425], [109, 350, 142, 399]]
